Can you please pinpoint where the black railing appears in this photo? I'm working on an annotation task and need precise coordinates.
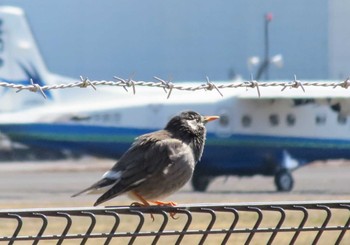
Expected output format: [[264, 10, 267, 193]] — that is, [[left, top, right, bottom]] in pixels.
[[0, 200, 349, 244]]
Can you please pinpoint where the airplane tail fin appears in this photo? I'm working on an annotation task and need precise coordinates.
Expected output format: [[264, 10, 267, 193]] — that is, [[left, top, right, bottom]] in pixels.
[[0, 6, 53, 112]]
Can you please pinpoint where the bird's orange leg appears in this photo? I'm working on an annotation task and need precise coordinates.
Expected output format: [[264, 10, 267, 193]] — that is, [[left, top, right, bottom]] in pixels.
[[130, 192, 178, 220], [150, 200, 178, 219], [130, 191, 151, 207], [130, 191, 156, 221]]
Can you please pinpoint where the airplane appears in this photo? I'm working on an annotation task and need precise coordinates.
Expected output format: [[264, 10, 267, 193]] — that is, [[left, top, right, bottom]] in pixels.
[[1, 6, 350, 193]]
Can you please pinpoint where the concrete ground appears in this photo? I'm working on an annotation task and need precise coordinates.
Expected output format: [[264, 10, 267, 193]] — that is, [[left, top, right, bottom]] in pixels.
[[0, 157, 349, 209]]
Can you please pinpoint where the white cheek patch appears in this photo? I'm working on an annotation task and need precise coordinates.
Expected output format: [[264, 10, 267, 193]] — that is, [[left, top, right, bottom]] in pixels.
[[186, 119, 198, 131], [102, 170, 121, 180]]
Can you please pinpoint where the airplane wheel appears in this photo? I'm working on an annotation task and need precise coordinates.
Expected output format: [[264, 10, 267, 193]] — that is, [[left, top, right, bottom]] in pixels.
[[274, 170, 294, 192], [192, 172, 211, 192]]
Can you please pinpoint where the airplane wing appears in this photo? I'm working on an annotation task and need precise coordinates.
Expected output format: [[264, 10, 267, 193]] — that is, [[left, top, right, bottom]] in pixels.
[[229, 81, 348, 98], [225, 81, 350, 116]]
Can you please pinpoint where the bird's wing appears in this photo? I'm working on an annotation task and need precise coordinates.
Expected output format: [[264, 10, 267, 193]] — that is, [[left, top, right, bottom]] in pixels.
[[93, 131, 185, 206], [71, 132, 164, 198]]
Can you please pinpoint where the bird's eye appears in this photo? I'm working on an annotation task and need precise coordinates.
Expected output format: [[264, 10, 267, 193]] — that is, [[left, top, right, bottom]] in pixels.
[[191, 116, 199, 122]]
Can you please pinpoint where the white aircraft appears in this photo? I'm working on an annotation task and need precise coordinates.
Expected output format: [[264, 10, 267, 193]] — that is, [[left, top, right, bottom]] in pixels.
[[1, 6, 350, 192]]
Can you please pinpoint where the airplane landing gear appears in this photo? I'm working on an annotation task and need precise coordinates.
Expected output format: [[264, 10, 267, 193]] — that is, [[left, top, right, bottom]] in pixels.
[[192, 172, 212, 192], [274, 169, 294, 192]]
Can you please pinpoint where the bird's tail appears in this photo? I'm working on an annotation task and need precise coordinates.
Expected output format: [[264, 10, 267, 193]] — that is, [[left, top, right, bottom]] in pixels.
[[71, 186, 95, 197], [93, 183, 131, 206], [71, 178, 116, 198]]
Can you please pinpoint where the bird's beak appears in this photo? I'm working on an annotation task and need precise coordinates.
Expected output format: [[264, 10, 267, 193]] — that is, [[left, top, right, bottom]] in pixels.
[[203, 115, 220, 124]]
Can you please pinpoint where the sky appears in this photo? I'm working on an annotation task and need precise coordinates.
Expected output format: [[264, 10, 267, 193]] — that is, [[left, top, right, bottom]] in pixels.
[[1, 1, 330, 81]]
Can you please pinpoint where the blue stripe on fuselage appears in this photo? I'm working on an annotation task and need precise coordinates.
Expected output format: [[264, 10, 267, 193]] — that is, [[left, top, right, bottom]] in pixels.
[[1, 123, 350, 176]]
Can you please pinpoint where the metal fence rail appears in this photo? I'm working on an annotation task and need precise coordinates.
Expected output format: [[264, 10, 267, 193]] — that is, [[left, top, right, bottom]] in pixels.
[[0, 200, 349, 244]]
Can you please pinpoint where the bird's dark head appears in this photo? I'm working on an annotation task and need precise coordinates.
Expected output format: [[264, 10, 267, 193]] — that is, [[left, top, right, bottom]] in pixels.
[[165, 111, 219, 162], [165, 111, 219, 140]]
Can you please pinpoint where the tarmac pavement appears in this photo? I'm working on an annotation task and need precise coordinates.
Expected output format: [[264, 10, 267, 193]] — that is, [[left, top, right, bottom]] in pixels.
[[0, 157, 349, 208]]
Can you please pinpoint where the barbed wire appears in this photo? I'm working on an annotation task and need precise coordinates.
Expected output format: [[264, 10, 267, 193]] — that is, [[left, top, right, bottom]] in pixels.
[[0, 75, 350, 99]]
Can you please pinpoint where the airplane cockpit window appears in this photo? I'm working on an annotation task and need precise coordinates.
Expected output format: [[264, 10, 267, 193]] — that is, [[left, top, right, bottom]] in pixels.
[[241, 115, 251, 127], [286, 114, 296, 126], [315, 114, 326, 125], [89, 113, 121, 124], [219, 114, 229, 127], [269, 114, 279, 126], [337, 115, 347, 125], [102, 114, 110, 122], [114, 113, 121, 123]]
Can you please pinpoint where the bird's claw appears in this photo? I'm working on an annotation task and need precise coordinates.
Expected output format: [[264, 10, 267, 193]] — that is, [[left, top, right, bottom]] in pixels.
[[169, 212, 179, 220], [152, 200, 178, 219], [152, 200, 177, 206], [130, 202, 146, 207], [129, 202, 156, 221]]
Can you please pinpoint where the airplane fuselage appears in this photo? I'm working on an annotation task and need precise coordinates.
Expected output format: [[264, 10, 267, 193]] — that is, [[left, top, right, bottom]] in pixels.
[[1, 93, 350, 180]]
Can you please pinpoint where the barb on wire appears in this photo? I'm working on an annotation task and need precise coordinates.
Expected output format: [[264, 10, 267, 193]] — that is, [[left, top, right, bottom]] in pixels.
[[114, 76, 136, 94], [204, 76, 223, 97], [292, 74, 305, 92], [335, 77, 350, 89], [16, 78, 47, 99], [153, 76, 169, 94], [114, 76, 128, 92], [79, 76, 96, 90], [246, 74, 261, 97], [128, 80, 136, 95], [154, 76, 174, 99]]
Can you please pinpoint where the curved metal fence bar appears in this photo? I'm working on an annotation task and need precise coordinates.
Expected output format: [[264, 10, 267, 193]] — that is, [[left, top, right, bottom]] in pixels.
[[32, 212, 47, 245], [0, 200, 349, 244]]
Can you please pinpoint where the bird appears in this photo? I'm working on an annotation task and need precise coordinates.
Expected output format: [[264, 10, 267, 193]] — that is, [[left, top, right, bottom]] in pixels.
[[72, 111, 219, 210]]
